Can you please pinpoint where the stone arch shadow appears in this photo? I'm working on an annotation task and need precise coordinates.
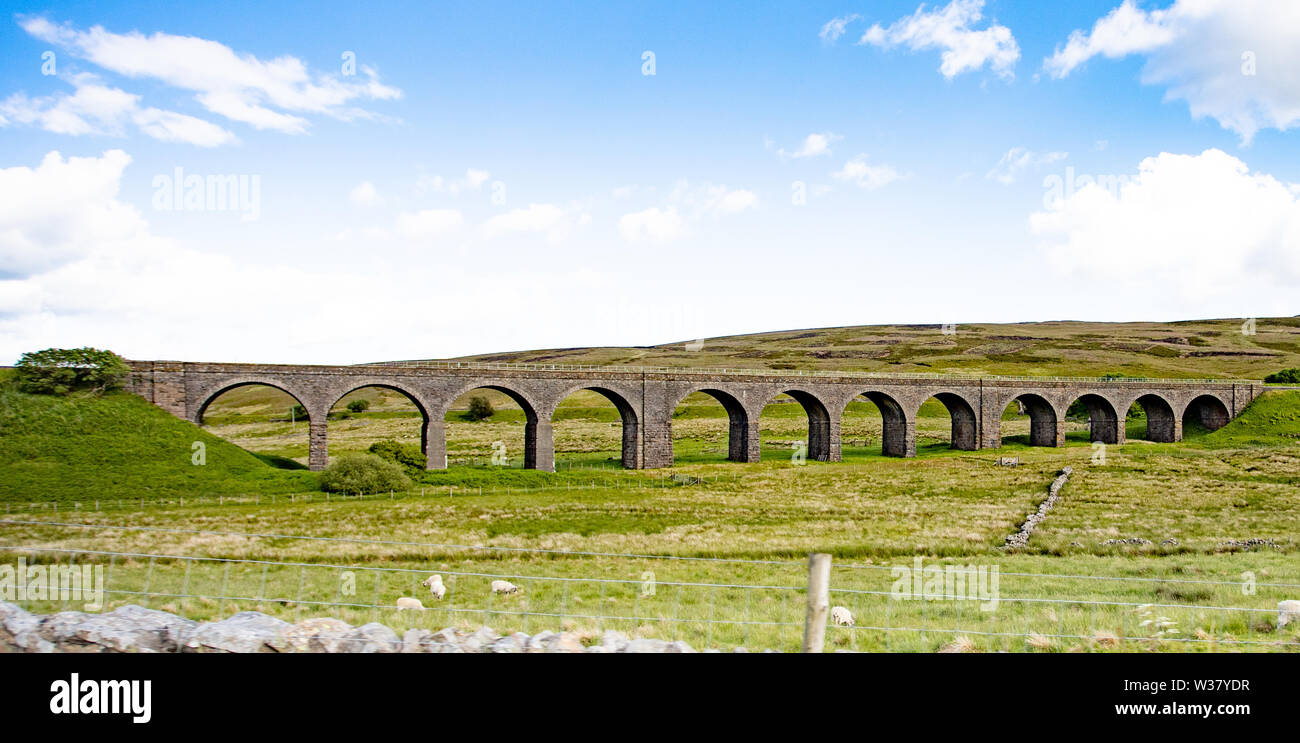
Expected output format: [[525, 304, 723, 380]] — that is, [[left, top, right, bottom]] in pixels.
[[670, 387, 752, 463], [549, 384, 642, 469], [850, 390, 912, 458], [437, 381, 547, 470], [329, 381, 432, 457], [193, 378, 311, 426], [917, 390, 979, 451]]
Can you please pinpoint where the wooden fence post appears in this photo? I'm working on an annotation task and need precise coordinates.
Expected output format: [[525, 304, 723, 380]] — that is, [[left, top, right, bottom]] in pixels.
[[803, 552, 832, 653]]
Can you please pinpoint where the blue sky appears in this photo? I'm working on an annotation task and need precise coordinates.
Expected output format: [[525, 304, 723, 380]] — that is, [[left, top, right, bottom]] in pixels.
[[2, 1, 1299, 364]]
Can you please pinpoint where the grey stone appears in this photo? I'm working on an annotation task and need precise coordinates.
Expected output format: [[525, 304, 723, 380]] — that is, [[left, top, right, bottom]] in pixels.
[[281, 618, 354, 653], [600, 629, 630, 652], [72, 605, 196, 653], [461, 626, 499, 653], [526, 630, 555, 653], [0, 602, 52, 653], [400, 628, 440, 653], [182, 611, 291, 653], [489, 632, 531, 653], [623, 638, 668, 653], [343, 622, 401, 653], [544, 632, 585, 653]]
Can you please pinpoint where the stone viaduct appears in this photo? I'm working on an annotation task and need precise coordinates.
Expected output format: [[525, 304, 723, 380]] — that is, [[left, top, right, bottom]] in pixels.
[[126, 360, 1262, 472]]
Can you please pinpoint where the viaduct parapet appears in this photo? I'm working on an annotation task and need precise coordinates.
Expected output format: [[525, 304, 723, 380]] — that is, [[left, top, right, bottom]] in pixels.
[[127, 360, 1261, 472]]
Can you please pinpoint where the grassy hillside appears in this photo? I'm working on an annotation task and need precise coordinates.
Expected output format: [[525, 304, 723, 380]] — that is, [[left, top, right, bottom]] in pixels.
[[0, 374, 318, 504], [427, 316, 1300, 379]]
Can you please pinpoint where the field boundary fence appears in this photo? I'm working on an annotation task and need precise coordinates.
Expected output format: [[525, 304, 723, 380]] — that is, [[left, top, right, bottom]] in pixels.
[[2, 521, 1296, 652]]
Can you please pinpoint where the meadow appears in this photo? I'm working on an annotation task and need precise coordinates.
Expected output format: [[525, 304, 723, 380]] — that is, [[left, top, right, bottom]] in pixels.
[[2, 360, 1297, 652]]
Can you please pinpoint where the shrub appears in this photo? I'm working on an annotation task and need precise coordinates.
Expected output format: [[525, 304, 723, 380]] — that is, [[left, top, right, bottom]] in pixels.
[[290, 404, 309, 421], [319, 453, 412, 494], [1264, 368, 1300, 384], [368, 440, 426, 474], [465, 395, 494, 421], [346, 398, 370, 413], [15, 347, 130, 396]]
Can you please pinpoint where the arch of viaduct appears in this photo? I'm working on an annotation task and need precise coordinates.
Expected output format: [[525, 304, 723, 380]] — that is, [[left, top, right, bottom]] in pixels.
[[127, 360, 1262, 472]]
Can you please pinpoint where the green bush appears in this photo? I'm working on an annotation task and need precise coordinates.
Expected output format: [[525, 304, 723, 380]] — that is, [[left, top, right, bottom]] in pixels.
[[465, 395, 494, 421], [290, 404, 308, 421], [367, 440, 426, 474], [1264, 368, 1300, 384], [14, 348, 130, 395], [346, 399, 370, 413], [319, 453, 412, 494]]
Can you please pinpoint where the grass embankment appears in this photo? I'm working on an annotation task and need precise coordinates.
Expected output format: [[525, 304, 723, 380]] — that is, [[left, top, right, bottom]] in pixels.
[[0, 377, 318, 504]]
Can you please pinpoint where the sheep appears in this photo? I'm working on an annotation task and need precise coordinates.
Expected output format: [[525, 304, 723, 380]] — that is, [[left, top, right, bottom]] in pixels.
[[396, 597, 425, 611], [830, 606, 854, 627], [1279, 600, 1300, 629], [490, 580, 519, 594], [421, 574, 446, 600]]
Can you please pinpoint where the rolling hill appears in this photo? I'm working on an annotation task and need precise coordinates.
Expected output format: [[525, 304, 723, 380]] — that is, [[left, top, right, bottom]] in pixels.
[[421, 316, 1300, 380]]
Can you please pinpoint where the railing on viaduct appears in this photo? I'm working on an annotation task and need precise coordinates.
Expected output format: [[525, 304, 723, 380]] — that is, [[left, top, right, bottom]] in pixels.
[[127, 360, 1262, 472]]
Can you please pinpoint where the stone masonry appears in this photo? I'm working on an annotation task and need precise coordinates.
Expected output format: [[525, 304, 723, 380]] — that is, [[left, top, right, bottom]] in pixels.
[[126, 360, 1261, 472]]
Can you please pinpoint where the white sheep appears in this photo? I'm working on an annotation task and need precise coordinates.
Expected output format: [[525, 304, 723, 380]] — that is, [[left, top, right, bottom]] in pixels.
[[421, 574, 446, 600], [1279, 600, 1300, 629], [396, 597, 425, 610], [831, 606, 855, 627], [490, 580, 519, 594]]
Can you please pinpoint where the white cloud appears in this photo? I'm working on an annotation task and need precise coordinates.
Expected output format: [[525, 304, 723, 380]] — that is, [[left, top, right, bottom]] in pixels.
[[395, 208, 463, 237], [1043, 0, 1174, 78], [668, 181, 759, 215], [131, 107, 236, 147], [618, 207, 684, 242], [1030, 149, 1300, 296], [416, 168, 492, 196], [832, 155, 902, 189], [859, 0, 1019, 79], [1043, 0, 1300, 142], [820, 14, 861, 43], [985, 147, 1067, 185], [616, 181, 756, 243], [0, 149, 613, 365], [349, 181, 381, 206], [777, 132, 841, 159], [18, 17, 400, 136], [0, 149, 148, 276], [482, 203, 583, 242], [1, 75, 236, 147]]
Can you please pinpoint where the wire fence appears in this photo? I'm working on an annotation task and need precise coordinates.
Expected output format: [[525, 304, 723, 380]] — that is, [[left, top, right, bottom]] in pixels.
[[2, 519, 1296, 652]]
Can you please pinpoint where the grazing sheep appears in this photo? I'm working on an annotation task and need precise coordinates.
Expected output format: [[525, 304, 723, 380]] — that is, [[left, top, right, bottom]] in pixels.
[[421, 574, 446, 600], [1279, 600, 1300, 628], [830, 606, 854, 627], [490, 580, 519, 594], [396, 597, 425, 611]]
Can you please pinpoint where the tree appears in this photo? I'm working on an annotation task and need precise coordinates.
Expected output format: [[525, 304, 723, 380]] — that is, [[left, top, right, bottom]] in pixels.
[[346, 398, 370, 413], [465, 395, 495, 421], [1264, 368, 1300, 384], [319, 453, 412, 494], [15, 348, 130, 395]]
